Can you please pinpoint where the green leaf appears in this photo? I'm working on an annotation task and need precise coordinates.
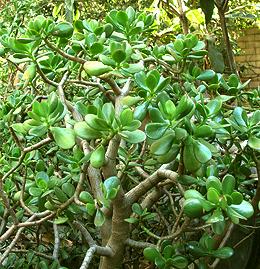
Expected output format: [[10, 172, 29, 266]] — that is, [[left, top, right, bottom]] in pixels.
[[54, 187, 68, 203], [90, 145, 105, 168], [79, 191, 94, 204], [84, 61, 113, 76], [231, 192, 243, 205], [222, 174, 235, 195], [207, 99, 222, 116], [121, 96, 142, 106], [74, 121, 102, 140], [193, 140, 212, 163], [51, 22, 74, 38], [120, 130, 146, 143], [174, 39, 184, 52], [102, 103, 115, 124], [171, 255, 189, 269], [50, 127, 76, 149], [132, 203, 143, 215], [86, 203, 96, 216], [183, 198, 204, 218], [54, 217, 68, 225], [248, 136, 260, 150], [194, 125, 214, 138], [62, 182, 75, 198], [143, 247, 161, 262], [29, 187, 42, 197], [206, 176, 222, 192], [112, 49, 126, 63], [85, 114, 110, 131], [228, 74, 239, 88], [229, 200, 254, 219], [103, 176, 120, 199], [145, 123, 169, 140], [116, 11, 128, 27], [150, 133, 175, 155], [120, 108, 133, 126], [207, 187, 220, 204], [197, 70, 216, 81], [90, 42, 103, 55], [94, 209, 105, 227], [206, 208, 224, 224], [213, 247, 234, 259], [184, 189, 204, 200]]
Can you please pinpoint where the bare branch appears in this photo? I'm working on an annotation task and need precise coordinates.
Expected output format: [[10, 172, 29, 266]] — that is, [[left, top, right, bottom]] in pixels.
[[125, 238, 156, 249], [126, 167, 178, 204], [53, 223, 60, 260], [44, 38, 85, 64]]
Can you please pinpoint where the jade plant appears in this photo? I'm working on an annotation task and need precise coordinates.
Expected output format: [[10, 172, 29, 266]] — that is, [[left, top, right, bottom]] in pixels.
[[0, 6, 259, 269]]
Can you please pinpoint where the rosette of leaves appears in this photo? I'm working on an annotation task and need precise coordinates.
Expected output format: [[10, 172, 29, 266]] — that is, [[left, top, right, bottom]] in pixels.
[[105, 6, 155, 41], [183, 175, 254, 232], [160, 34, 207, 64], [11, 93, 76, 150], [74, 100, 146, 168], [187, 234, 234, 260], [144, 243, 189, 269]]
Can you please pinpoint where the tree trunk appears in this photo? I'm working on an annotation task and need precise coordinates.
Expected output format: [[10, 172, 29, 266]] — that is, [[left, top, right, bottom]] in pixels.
[[99, 189, 131, 269], [217, 5, 238, 75]]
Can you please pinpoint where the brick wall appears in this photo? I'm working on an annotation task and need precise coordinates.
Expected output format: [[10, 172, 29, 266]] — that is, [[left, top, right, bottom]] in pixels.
[[235, 27, 260, 89]]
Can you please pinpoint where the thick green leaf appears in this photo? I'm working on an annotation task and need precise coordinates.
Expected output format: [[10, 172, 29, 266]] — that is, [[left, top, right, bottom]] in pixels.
[[222, 174, 235, 195], [144, 247, 161, 262], [52, 22, 73, 38], [94, 209, 105, 227], [248, 136, 260, 150], [213, 247, 234, 259], [193, 140, 212, 163], [183, 198, 204, 217], [145, 122, 169, 140], [229, 200, 254, 219], [54, 217, 69, 225], [150, 133, 174, 155], [120, 130, 146, 143], [50, 127, 75, 149], [74, 121, 102, 140], [206, 176, 222, 192], [207, 187, 220, 204], [90, 145, 105, 168], [197, 70, 215, 81]]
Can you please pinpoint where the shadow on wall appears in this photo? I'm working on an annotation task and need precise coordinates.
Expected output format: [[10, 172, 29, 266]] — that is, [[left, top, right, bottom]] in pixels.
[[236, 24, 260, 89]]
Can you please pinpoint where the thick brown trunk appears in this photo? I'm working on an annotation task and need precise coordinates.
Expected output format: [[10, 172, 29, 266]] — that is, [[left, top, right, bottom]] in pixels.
[[99, 189, 131, 269]]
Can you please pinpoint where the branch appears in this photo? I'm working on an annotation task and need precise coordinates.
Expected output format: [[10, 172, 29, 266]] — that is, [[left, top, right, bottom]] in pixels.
[[73, 221, 113, 257], [36, 62, 58, 87], [52, 223, 60, 261], [210, 223, 234, 269], [126, 167, 178, 204], [99, 76, 121, 96], [125, 238, 156, 249], [252, 152, 260, 211], [44, 38, 85, 64], [80, 246, 96, 269]]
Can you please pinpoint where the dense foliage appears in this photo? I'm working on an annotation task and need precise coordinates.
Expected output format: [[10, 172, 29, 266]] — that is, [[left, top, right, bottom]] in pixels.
[[0, 3, 259, 269]]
